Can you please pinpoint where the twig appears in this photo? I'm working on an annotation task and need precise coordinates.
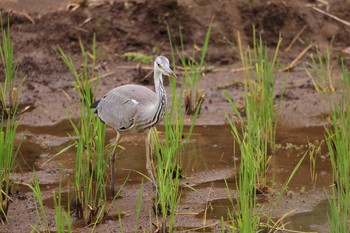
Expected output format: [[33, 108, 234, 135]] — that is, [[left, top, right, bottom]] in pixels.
[[10, 11, 35, 24], [67, 3, 80, 11], [141, 70, 153, 82], [1, 189, 14, 202], [230, 66, 254, 73], [280, 43, 315, 72], [74, 26, 89, 33], [175, 211, 199, 215], [60, 88, 72, 101], [79, 18, 92, 27], [203, 182, 213, 226], [285, 25, 307, 53], [70, 72, 114, 94], [18, 105, 32, 114], [88, 72, 114, 83], [316, 0, 329, 11], [313, 6, 350, 27]]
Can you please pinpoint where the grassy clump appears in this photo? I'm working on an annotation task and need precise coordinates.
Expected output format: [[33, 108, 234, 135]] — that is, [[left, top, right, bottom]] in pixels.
[[151, 77, 200, 232], [326, 62, 350, 232], [222, 30, 282, 231], [0, 20, 22, 223], [58, 35, 109, 226], [150, 29, 202, 231], [237, 30, 282, 185], [53, 184, 72, 233], [25, 176, 72, 233], [224, 92, 306, 232], [0, 117, 21, 223], [306, 46, 335, 93], [176, 20, 212, 114], [24, 174, 49, 232], [0, 21, 22, 119], [151, 122, 182, 232], [224, 92, 261, 231]]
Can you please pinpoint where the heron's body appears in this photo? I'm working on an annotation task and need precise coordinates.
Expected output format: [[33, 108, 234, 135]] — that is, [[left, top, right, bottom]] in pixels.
[[91, 56, 176, 196], [94, 84, 166, 133]]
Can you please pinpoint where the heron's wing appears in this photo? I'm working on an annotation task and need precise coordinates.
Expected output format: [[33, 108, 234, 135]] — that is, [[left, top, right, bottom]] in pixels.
[[114, 85, 157, 105], [96, 91, 139, 131], [96, 85, 156, 131]]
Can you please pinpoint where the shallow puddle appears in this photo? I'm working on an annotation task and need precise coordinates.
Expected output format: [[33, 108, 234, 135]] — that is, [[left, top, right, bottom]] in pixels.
[[9, 121, 333, 232], [16, 140, 44, 172], [196, 196, 269, 221], [282, 199, 330, 233]]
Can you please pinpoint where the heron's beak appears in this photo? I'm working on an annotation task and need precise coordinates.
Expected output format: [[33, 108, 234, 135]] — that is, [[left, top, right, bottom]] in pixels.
[[164, 65, 177, 79]]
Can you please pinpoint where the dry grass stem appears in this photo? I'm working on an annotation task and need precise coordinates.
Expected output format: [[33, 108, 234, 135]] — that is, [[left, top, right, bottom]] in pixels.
[[312, 7, 350, 27], [281, 43, 315, 71], [284, 25, 307, 53]]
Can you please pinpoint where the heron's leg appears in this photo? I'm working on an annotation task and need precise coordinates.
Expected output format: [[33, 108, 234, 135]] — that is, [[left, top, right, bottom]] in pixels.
[[110, 133, 121, 197], [145, 129, 156, 187]]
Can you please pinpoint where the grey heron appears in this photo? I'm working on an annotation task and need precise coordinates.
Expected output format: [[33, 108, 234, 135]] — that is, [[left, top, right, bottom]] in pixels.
[[90, 56, 177, 196]]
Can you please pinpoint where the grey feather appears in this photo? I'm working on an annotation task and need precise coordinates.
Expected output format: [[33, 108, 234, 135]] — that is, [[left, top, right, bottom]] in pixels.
[[95, 84, 158, 132]]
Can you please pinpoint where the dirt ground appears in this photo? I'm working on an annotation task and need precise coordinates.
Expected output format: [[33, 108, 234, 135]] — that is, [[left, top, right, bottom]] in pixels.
[[0, 0, 349, 232], [2, 0, 350, 128]]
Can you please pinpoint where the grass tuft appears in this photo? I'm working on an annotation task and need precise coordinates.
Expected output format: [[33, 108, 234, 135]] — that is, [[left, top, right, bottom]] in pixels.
[[24, 174, 49, 232], [0, 19, 23, 223], [306, 45, 336, 93], [234, 29, 282, 185], [176, 19, 212, 114], [0, 20, 22, 119], [150, 28, 203, 231], [58, 35, 109, 225], [223, 29, 287, 232], [53, 183, 72, 233], [326, 61, 350, 232]]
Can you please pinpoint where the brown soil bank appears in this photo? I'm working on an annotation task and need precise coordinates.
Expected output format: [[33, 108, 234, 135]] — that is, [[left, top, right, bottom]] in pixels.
[[0, 0, 349, 127]]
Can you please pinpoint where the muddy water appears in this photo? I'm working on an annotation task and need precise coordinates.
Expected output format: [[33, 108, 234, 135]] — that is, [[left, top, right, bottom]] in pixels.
[[12, 121, 332, 232]]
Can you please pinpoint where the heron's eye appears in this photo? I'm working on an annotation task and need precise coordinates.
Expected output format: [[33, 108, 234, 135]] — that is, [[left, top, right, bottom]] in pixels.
[[157, 63, 161, 68]]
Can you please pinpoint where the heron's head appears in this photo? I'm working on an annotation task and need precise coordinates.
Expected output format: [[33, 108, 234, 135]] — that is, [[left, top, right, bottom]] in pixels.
[[154, 56, 177, 79]]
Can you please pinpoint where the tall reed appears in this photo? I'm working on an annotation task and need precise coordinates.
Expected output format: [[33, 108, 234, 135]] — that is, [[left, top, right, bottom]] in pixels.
[[306, 46, 335, 93], [326, 62, 350, 232], [151, 123, 181, 232], [224, 92, 260, 231], [0, 20, 22, 223], [150, 28, 202, 232], [222, 30, 282, 231], [0, 117, 20, 223], [0, 20, 21, 118], [53, 183, 72, 233], [237, 30, 282, 185], [177, 20, 212, 114], [24, 174, 49, 232], [58, 35, 109, 225], [225, 90, 307, 231], [25, 176, 72, 232]]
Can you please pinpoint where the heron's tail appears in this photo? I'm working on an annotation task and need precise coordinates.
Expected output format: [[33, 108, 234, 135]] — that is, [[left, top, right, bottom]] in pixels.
[[90, 99, 101, 113], [90, 99, 105, 124]]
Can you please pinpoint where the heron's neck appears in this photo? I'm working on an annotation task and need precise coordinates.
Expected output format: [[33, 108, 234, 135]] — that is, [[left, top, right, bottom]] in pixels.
[[137, 69, 167, 132], [154, 69, 167, 105]]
